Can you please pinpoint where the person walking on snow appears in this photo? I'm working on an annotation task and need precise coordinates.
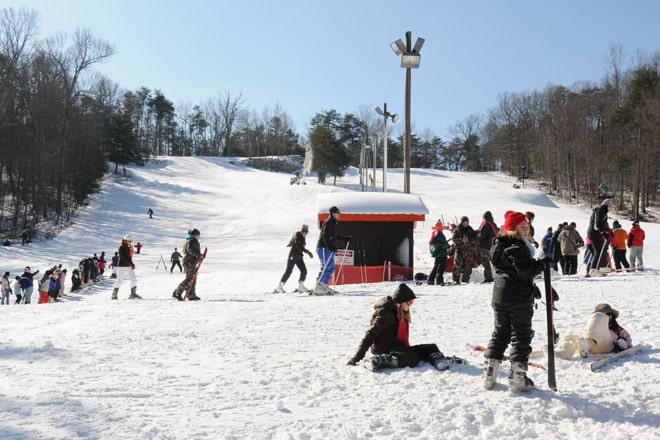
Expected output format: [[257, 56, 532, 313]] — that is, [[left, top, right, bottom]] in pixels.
[[172, 228, 204, 301], [170, 247, 183, 273], [314, 206, 351, 295], [477, 211, 498, 283], [275, 224, 314, 293], [347, 283, 464, 371], [112, 234, 141, 300], [427, 220, 449, 285], [627, 221, 645, 270], [1, 272, 10, 305], [451, 216, 477, 284], [483, 211, 548, 393]]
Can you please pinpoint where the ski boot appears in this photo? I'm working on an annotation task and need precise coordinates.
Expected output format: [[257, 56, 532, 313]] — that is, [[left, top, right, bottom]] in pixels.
[[508, 361, 535, 393], [294, 281, 310, 293], [172, 290, 183, 301], [483, 358, 500, 390], [111, 288, 119, 300], [128, 286, 142, 299], [274, 282, 285, 293]]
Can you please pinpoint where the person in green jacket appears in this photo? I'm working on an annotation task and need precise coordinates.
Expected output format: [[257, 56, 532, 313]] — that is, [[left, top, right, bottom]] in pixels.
[[428, 220, 449, 285]]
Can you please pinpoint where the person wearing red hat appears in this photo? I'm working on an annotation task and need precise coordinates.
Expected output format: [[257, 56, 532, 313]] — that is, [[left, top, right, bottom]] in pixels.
[[427, 220, 449, 285], [482, 210, 548, 393]]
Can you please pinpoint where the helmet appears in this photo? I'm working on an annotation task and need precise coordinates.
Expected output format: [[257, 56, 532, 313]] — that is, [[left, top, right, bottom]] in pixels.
[[189, 228, 200, 236], [123, 234, 133, 242]]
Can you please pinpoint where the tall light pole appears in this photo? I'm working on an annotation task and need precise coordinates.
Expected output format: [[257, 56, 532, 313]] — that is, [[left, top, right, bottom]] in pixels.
[[391, 31, 424, 194], [375, 103, 398, 192]]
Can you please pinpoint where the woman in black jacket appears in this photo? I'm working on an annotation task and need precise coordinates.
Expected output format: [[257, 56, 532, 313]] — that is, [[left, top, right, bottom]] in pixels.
[[483, 211, 546, 392], [347, 283, 463, 371]]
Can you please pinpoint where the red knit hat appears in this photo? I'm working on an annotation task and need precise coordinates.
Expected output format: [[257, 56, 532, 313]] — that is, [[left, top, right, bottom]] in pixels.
[[503, 210, 528, 231], [433, 221, 443, 231]]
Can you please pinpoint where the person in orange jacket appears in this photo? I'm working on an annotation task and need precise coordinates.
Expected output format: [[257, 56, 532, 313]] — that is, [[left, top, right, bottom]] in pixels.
[[610, 220, 630, 271]]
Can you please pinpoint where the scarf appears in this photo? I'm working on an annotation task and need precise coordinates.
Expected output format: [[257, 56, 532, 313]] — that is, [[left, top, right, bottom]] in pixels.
[[397, 319, 410, 346]]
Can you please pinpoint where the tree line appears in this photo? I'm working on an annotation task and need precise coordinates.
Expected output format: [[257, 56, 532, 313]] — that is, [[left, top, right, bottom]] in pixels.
[[1, 6, 657, 239]]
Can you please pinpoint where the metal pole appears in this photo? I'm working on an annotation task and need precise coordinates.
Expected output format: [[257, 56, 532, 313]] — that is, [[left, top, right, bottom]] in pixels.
[[372, 130, 377, 192], [404, 32, 412, 194], [383, 103, 388, 192]]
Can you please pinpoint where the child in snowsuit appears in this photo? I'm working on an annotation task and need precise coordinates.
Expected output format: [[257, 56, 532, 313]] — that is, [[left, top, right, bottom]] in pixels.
[[428, 220, 449, 285], [13, 276, 22, 304], [172, 228, 204, 301], [555, 304, 633, 360], [48, 271, 61, 302], [610, 220, 630, 271], [347, 283, 464, 371], [451, 216, 478, 284], [38, 270, 53, 304], [483, 211, 547, 393]]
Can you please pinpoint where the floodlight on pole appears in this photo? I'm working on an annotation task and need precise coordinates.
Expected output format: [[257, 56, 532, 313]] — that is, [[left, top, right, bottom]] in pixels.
[[391, 31, 424, 194], [375, 103, 398, 192]]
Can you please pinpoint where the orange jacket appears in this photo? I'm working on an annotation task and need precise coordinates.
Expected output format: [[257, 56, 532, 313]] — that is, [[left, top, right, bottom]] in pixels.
[[611, 228, 627, 250]]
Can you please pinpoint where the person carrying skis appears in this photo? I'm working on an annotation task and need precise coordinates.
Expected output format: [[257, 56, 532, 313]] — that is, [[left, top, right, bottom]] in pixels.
[[346, 283, 464, 371], [477, 211, 498, 283], [112, 234, 141, 300], [275, 224, 314, 293], [482, 210, 548, 393], [554, 304, 633, 360], [587, 199, 612, 271], [170, 247, 183, 273], [172, 228, 204, 301], [427, 220, 449, 285], [313, 206, 351, 296]]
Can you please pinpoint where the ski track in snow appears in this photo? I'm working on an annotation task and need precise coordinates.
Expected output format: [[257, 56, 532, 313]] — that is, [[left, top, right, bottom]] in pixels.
[[1, 157, 659, 439]]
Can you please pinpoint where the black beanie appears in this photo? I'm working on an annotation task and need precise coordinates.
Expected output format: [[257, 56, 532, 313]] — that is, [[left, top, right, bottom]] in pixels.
[[392, 283, 417, 304]]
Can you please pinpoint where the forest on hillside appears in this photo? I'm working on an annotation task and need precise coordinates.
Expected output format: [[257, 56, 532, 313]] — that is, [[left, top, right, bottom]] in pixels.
[[0, 6, 658, 238]]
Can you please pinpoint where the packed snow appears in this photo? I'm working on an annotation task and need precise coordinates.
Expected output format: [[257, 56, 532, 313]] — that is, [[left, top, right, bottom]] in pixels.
[[1, 157, 658, 440]]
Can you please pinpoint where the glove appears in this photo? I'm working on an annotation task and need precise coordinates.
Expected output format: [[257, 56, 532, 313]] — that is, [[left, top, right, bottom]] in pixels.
[[347, 355, 362, 366], [542, 257, 554, 269], [306, 251, 314, 258], [615, 338, 628, 350], [130, 264, 135, 270]]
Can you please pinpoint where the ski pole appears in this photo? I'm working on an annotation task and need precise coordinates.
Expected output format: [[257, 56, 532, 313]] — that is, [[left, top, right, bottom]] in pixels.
[[333, 240, 351, 287], [543, 262, 557, 391]]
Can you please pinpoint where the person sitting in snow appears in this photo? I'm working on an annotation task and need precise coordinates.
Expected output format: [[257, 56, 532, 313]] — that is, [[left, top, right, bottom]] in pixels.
[[346, 283, 464, 371], [555, 303, 633, 360]]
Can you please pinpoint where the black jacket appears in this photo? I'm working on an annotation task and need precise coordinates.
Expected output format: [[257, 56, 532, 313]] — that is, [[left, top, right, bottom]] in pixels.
[[490, 234, 544, 304], [353, 296, 406, 361], [317, 215, 349, 251]]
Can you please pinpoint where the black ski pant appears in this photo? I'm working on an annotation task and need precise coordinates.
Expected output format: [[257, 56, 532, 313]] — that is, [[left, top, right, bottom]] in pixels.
[[485, 300, 534, 364], [588, 232, 608, 269], [280, 257, 307, 283], [612, 249, 630, 270], [562, 255, 578, 275], [428, 256, 447, 284], [385, 342, 442, 368], [170, 261, 182, 273]]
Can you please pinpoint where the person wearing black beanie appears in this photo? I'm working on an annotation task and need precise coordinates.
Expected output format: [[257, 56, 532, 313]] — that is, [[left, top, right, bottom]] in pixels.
[[347, 283, 464, 372]]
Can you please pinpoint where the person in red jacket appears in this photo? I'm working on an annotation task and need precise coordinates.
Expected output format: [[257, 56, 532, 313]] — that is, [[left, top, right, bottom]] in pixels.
[[627, 221, 645, 270]]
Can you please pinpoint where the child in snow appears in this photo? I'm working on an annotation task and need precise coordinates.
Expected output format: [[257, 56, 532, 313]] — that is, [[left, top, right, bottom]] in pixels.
[[48, 271, 61, 302], [482, 211, 547, 393], [1, 272, 11, 305], [13, 275, 23, 304], [38, 270, 52, 304], [274, 224, 314, 293], [172, 228, 204, 301], [555, 304, 632, 360], [428, 220, 449, 286], [112, 234, 141, 300], [346, 283, 464, 371]]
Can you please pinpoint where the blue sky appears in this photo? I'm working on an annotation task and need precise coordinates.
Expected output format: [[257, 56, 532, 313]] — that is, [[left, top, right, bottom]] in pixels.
[[4, 0, 660, 139]]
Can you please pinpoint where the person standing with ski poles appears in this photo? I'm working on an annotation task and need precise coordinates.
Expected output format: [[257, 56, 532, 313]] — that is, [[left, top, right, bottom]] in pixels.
[[313, 206, 351, 296], [172, 228, 204, 301], [482, 211, 550, 393], [587, 198, 612, 274]]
